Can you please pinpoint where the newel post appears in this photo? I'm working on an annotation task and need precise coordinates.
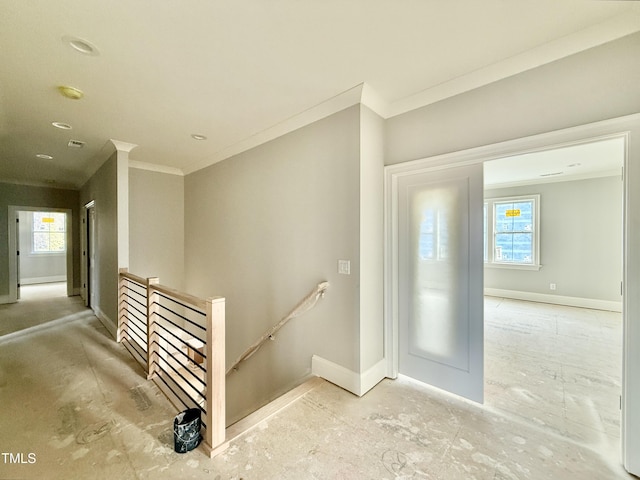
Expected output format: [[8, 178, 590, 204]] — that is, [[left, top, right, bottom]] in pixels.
[[146, 277, 160, 380], [204, 296, 226, 455], [117, 268, 128, 343]]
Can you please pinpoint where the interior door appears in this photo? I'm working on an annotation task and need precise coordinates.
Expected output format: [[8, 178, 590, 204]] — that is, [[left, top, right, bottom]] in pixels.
[[396, 162, 484, 402], [87, 206, 96, 310], [16, 216, 20, 300]]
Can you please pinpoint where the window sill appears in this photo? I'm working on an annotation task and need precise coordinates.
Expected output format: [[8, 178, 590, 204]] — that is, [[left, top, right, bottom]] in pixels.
[[485, 263, 542, 271]]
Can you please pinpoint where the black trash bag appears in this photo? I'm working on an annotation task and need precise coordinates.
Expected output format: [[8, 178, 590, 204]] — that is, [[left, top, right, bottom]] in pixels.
[[173, 408, 202, 453]]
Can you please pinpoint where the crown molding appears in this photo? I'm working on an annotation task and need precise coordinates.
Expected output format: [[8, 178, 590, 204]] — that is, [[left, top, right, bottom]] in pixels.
[[182, 84, 368, 175], [387, 10, 640, 118], [129, 160, 184, 176]]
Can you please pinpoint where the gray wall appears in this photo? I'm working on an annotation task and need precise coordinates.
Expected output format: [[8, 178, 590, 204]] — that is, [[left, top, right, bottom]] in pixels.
[[129, 168, 184, 289], [0, 182, 80, 300], [386, 32, 640, 166], [18, 210, 66, 283], [80, 153, 119, 330], [485, 176, 623, 302], [184, 105, 363, 423]]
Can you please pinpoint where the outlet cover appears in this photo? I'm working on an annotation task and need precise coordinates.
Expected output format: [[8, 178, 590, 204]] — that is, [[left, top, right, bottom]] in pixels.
[[338, 260, 351, 275]]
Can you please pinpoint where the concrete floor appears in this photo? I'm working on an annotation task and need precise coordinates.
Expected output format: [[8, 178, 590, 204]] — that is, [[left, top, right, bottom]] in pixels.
[[0, 290, 635, 479], [0, 283, 87, 337]]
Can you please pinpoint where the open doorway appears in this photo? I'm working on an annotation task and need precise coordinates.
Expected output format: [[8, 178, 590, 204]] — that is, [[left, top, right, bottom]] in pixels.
[[17, 210, 68, 299], [7, 206, 74, 303], [385, 115, 640, 475], [1, 206, 83, 337], [483, 137, 624, 450]]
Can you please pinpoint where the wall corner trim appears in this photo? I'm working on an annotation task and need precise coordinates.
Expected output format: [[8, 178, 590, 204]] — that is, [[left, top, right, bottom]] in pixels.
[[0, 295, 13, 305], [181, 82, 391, 176], [311, 355, 387, 397]]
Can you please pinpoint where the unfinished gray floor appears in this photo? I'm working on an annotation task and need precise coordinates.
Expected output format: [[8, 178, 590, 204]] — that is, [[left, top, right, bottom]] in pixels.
[[485, 296, 623, 459], [0, 282, 86, 337], [0, 295, 634, 479]]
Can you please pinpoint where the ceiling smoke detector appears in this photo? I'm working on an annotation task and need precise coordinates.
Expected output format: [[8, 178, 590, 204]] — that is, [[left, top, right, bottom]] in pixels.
[[68, 139, 85, 148]]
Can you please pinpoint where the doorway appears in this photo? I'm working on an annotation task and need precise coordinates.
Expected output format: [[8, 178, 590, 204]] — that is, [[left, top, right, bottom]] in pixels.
[[384, 115, 639, 475], [7, 206, 74, 303], [482, 137, 624, 446]]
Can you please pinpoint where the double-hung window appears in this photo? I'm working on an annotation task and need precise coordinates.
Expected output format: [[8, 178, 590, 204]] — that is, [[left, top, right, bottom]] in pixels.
[[484, 195, 540, 269], [32, 211, 66, 253]]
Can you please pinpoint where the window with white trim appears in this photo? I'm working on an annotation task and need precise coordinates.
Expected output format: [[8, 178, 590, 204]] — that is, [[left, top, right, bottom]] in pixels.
[[484, 195, 540, 269], [32, 211, 66, 253]]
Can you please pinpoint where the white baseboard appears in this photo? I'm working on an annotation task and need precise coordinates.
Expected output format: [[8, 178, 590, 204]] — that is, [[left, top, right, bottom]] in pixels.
[[485, 288, 622, 312], [20, 275, 66, 285], [311, 355, 387, 397], [94, 307, 117, 339]]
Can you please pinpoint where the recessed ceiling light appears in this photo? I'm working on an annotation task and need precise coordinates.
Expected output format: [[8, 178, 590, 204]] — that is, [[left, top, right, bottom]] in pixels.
[[191, 134, 207, 140], [58, 85, 84, 100], [62, 35, 99, 56], [52, 121, 72, 130], [36, 154, 53, 160]]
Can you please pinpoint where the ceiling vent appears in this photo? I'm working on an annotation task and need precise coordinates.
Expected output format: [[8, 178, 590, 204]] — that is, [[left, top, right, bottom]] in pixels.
[[68, 139, 85, 148]]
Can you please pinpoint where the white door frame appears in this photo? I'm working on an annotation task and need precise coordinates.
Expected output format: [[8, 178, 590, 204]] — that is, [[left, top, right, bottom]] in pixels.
[[384, 113, 640, 475], [7, 205, 74, 302], [81, 200, 96, 309]]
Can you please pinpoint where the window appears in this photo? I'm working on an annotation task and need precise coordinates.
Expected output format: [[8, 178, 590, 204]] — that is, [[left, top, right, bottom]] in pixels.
[[32, 212, 66, 253], [484, 195, 540, 269]]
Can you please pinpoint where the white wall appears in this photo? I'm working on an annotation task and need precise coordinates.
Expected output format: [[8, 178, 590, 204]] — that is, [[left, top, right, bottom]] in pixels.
[[485, 176, 623, 307], [359, 106, 385, 372], [129, 168, 184, 289]]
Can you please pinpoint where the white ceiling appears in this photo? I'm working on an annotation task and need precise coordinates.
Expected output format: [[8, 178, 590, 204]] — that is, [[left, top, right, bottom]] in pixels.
[[484, 137, 625, 188], [1, 1, 639, 189]]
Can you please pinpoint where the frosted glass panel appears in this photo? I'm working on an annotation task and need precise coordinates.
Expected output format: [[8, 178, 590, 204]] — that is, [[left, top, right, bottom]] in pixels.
[[408, 179, 469, 371]]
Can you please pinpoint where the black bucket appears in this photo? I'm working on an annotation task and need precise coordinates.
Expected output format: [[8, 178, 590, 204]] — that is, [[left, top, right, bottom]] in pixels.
[[173, 408, 202, 453]]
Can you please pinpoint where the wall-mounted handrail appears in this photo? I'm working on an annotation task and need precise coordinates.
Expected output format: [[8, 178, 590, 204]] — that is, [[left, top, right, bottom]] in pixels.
[[117, 268, 226, 457], [226, 281, 329, 375]]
